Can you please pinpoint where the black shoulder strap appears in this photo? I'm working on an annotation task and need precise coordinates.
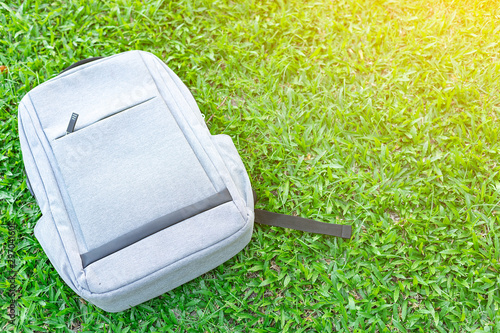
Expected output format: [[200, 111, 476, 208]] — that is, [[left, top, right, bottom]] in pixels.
[[59, 57, 104, 75], [252, 190, 352, 239]]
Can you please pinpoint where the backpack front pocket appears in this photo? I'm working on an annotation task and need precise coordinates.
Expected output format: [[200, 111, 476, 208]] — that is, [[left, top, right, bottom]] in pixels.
[[51, 97, 221, 259]]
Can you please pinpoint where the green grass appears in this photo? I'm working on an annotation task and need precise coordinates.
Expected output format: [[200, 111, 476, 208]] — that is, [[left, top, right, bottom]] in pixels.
[[1, 0, 500, 331]]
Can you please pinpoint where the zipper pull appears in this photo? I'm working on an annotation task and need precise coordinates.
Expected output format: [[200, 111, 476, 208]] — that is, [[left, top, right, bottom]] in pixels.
[[66, 113, 79, 135]]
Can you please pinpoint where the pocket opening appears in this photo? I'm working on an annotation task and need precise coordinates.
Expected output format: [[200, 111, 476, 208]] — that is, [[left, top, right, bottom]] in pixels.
[[54, 96, 157, 141], [81, 188, 232, 268]]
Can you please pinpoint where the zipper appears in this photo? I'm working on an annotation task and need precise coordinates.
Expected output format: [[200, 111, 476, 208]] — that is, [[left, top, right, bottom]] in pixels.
[[55, 96, 156, 140], [66, 113, 79, 135]]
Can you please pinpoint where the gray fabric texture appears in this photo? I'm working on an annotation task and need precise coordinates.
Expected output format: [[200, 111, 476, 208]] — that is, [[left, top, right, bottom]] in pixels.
[[80, 188, 233, 268], [18, 50, 255, 312]]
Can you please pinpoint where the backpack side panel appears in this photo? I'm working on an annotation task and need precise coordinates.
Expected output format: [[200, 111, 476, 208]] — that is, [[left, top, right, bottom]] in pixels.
[[18, 100, 89, 292]]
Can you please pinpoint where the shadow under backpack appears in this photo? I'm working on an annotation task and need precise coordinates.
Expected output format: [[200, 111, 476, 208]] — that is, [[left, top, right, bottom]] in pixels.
[[18, 50, 352, 312]]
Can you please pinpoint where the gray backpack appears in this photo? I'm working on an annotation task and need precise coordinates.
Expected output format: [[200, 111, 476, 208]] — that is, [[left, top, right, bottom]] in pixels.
[[18, 50, 352, 312]]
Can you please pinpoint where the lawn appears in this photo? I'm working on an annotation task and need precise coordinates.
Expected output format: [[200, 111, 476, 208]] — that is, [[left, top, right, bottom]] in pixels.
[[1, 0, 500, 331]]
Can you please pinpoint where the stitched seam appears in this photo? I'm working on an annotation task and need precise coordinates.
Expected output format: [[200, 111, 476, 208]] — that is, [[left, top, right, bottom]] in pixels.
[[24, 96, 89, 290], [138, 51, 219, 192], [19, 105, 49, 215], [162, 63, 248, 221], [160, 62, 224, 187]]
